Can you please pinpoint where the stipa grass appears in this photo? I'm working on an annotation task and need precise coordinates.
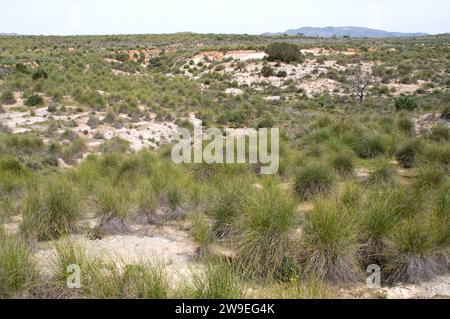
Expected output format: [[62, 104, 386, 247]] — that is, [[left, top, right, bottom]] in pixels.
[[183, 260, 244, 299], [299, 198, 359, 283], [233, 180, 296, 279], [294, 164, 335, 201], [385, 215, 449, 284], [0, 234, 35, 298], [21, 177, 81, 241], [122, 263, 169, 299]]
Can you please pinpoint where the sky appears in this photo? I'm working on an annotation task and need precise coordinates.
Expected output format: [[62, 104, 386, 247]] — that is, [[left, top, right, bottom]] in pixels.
[[1, 0, 449, 36]]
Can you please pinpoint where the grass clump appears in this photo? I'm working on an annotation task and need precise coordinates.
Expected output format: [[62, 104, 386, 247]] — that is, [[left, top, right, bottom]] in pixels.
[[385, 215, 448, 284], [0, 234, 35, 298], [184, 260, 244, 299], [299, 198, 359, 283], [21, 177, 81, 241], [233, 180, 296, 278], [368, 161, 396, 185], [294, 164, 335, 201], [330, 153, 354, 177], [122, 263, 169, 299], [413, 164, 447, 191], [395, 140, 422, 169], [429, 124, 450, 142]]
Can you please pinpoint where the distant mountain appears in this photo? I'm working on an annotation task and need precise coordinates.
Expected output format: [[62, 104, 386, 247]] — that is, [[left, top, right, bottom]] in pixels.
[[0, 33, 18, 36], [263, 26, 428, 38]]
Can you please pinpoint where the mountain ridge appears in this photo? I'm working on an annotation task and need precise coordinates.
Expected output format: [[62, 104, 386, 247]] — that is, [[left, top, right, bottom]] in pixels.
[[263, 26, 428, 38]]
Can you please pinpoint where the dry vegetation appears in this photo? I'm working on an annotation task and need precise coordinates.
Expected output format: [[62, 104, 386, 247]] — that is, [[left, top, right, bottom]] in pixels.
[[0, 33, 449, 299]]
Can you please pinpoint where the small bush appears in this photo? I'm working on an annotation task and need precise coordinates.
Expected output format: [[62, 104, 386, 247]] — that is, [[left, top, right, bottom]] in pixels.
[[261, 65, 274, 77], [395, 96, 417, 111], [266, 43, 303, 64], [25, 94, 44, 107], [441, 106, 450, 120], [32, 69, 48, 81], [294, 164, 336, 201]]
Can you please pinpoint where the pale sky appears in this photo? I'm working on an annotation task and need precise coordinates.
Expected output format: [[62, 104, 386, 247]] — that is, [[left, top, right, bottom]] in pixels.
[[1, 0, 449, 35]]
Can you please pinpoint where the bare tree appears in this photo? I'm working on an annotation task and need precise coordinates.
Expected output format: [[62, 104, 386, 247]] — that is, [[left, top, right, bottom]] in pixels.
[[349, 67, 376, 104]]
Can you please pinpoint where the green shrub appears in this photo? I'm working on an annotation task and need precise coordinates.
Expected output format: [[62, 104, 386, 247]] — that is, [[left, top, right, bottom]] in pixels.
[[266, 43, 303, 64], [25, 94, 44, 107], [395, 96, 417, 111], [441, 106, 450, 120], [294, 164, 336, 201], [32, 69, 48, 81], [261, 65, 274, 77]]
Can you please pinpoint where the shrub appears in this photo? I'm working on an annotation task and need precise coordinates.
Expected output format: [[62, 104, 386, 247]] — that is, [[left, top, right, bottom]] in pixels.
[[330, 153, 354, 177], [32, 69, 48, 81], [300, 199, 359, 283], [294, 164, 336, 201], [261, 65, 274, 77], [25, 94, 44, 106], [441, 106, 450, 120], [233, 181, 296, 278], [0, 234, 35, 298], [276, 70, 288, 78], [21, 178, 81, 241], [0, 91, 16, 105], [266, 43, 303, 64], [395, 96, 417, 111]]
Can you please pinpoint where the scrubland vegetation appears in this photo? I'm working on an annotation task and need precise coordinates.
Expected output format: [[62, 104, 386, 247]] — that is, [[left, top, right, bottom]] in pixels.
[[0, 33, 449, 299]]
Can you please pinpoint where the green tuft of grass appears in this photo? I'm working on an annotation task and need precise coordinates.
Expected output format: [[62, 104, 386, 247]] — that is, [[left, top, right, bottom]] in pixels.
[[0, 234, 35, 298], [294, 164, 335, 201]]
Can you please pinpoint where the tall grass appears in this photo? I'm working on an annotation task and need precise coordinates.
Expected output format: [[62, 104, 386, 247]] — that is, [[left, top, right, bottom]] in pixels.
[[294, 164, 335, 201], [299, 198, 359, 283], [0, 234, 35, 298], [183, 260, 244, 299], [233, 180, 296, 278], [122, 263, 169, 299], [21, 177, 81, 241]]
